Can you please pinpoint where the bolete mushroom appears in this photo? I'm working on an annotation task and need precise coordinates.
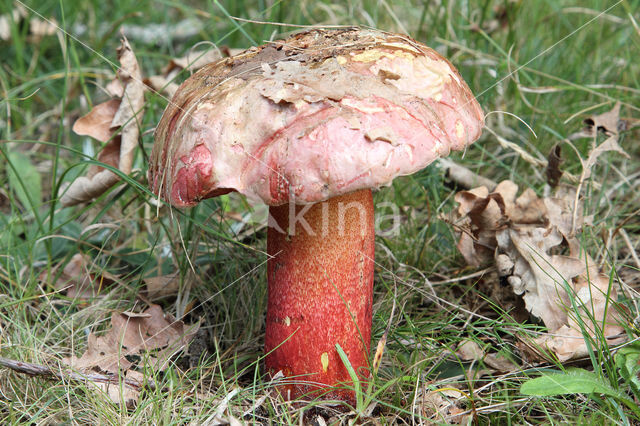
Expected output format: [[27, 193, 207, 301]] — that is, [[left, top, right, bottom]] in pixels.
[[149, 28, 483, 403]]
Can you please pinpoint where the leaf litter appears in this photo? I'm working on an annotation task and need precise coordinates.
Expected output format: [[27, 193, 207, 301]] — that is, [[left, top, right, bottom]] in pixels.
[[38, 36, 223, 406], [570, 101, 640, 140], [35, 249, 200, 406], [64, 304, 199, 406], [64, 304, 198, 373], [61, 37, 229, 206], [40, 253, 184, 302], [144, 45, 239, 97], [40, 252, 117, 301], [453, 178, 627, 361], [452, 105, 634, 363], [60, 36, 145, 206]]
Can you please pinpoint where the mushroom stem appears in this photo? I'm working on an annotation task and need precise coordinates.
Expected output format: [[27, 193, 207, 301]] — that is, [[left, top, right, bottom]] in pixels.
[[265, 188, 375, 403]]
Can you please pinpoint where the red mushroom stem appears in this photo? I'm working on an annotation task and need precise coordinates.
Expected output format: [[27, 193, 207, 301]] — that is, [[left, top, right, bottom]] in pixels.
[[265, 188, 375, 403]]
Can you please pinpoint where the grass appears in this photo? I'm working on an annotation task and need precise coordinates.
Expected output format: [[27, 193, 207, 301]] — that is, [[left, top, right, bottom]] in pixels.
[[1, 0, 640, 423]]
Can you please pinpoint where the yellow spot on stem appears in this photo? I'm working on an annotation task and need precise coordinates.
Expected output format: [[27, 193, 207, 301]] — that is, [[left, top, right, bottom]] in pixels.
[[321, 352, 329, 373]]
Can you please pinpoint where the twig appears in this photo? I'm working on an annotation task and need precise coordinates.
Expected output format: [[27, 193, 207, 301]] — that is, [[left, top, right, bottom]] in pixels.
[[0, 356, 158, 391], [438, 158, 497, 190], [429, 267, 494, 285]]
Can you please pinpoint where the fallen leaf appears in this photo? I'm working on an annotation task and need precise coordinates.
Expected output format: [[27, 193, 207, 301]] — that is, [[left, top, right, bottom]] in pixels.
[[421, 388, 466, 423], [105, 77, 125, 98], [584, 102, 622, 137], [498, 226, 586, 332], [64, 304, 199, 373], [143, 273, 181, 300], [456, 339, 484, 362], [581, 136, 629, 181], [484, 352, 518, 372], [61, 36, 145, 206], [144, 47, 223, 99], [72, 99, 121, 143], [109, 37, 145, 177], [528, 269, 626, 361], [144, 75, 179, 98], [39, 253, 117, 300], [439, 157, 498, 191], [546, 144, 563, 188], [453, 186, 505, 266], [93, 369, 144, 408], [453, 181, 627, 361]]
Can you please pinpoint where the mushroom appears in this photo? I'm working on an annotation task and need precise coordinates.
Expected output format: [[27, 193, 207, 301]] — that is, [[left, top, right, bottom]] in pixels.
[[149, 28, 483, 403]]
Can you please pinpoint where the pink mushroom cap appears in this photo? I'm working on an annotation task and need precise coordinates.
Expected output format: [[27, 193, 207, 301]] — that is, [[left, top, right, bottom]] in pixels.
[[149, 28, 484, 207]]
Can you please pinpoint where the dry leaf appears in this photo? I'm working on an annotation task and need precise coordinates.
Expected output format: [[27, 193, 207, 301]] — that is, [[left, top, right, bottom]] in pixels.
[[64, 304, 199, 373], [527, 267, 627, 361], [570, 102, 640, 140], [453, 185, 507, 266], [145, 48, 223, 99], [453, 181, 627, 361], [72, 99, 121, 143], [421, 388, 466, 423], [455, 340, 519, 371], [546, 144, 563, 188], [584, 102, 622, 137], [455, 339, 484, 362], [39, 253, 117, 300], [439, 157, 497, 191], [61, 36, 145, 206], [144, 75, 179, 98], [581, 135, 629, 181], [497, 226, 586, 332], [93, 370, 144, 408], [105, 77, 125, 98], [484, 352, 518, 372], [143, 273, 181, 300]]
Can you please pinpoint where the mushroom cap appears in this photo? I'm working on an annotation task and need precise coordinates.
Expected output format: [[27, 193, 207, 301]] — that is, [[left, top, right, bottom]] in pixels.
[[149, 28, 484, 207]]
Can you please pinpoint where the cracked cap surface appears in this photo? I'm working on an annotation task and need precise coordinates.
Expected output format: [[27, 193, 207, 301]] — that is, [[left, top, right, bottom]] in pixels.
[[149, 28, 484, 206]]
